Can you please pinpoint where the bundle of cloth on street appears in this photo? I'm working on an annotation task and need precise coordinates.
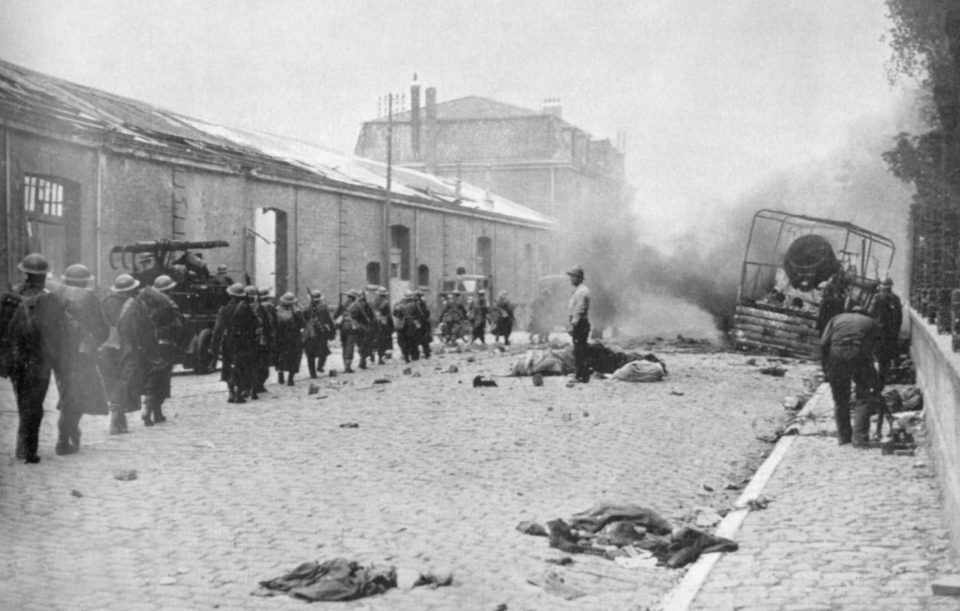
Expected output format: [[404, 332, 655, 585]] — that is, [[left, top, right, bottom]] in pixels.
[[517, 502, 737, 569], [252, 557, 454, 602], [506, 342, 666, 379]]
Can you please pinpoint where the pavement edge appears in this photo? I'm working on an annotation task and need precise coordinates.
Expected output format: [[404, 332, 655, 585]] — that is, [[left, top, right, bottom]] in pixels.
[[657, 382, 831, 611]]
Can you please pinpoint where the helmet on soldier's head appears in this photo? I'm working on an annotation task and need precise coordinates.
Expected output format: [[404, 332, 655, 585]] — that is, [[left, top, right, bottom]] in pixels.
[[881, 277, 893, 287], [62, 263, 93, 285], [153, 275, 177, 292], [216, 264, 228, 274], [566, 265, 584, 279], [279, 292, 296, 305], [309, 289, 323, 301], [18, 253, 49, 275], [258, 287, 271, 298], [226, 282, 245, 297], [415, 289, 424, 297], [377, 286, 388, 296], [346, 289, 360, 299], [243, 285, 258, 298], [111, 274, 140, 293]]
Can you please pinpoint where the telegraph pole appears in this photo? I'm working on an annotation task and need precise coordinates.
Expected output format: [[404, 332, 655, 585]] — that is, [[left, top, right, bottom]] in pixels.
[[382, 93, 393, 292]]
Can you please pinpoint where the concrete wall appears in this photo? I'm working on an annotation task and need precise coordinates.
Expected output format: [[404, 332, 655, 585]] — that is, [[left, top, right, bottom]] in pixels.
[[909, 309, 960, 556]]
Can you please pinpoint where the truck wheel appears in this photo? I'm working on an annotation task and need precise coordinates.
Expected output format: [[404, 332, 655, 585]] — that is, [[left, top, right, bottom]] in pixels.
[[193, 328, 217, 374]]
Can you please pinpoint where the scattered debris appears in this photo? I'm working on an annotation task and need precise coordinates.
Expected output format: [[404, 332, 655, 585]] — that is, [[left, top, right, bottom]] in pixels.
[[494, 604, 508, 611], [158, 576, 176, 586], [545, 557, 573, 566], [467, 356, 476, 363], [723, 481, 743, 491], [70, 489, 83, 498], [473, 376, 498, 388], [759, 366, 786, 377], [402, 367, 412, 375], [701, 483, 714, 492], [670, 390, 685, 396], [582, 411, 589, 418], [532, 373, 544, 387], [743, 495, 772, 511], [693, 507, 723, 528], [931, 576, 960, 597], [411, 372, 421, 378], [745, 358, 757, 366], [447, 365, 459, 374], [516, 520, 548, 537], [527, 570, 585, 601], [308, 384, 319, 395], [613, 552, 658, 570], [612, 360, 665, 382], [328, 370, 338, 378], [373, 378, 391, 385], [113, 469, 138, 481], [253, 558, 397, 602], [339, 423, 360, 429], [396, 568, 421, 590]]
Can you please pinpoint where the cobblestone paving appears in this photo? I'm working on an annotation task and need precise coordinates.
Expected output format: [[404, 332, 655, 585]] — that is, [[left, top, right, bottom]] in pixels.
[[692, 389, 960, 611], [0, 346, 829, 610]]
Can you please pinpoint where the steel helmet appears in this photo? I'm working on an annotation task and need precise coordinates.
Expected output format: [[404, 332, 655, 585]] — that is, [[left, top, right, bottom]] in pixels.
[[243, 285, 258, 297], [226, 282, 245, 297], [111, 274, 140, 293], [62, 263, 94, 285], [18, 253, 49, 275], [279, 292, 297, 305], [153, 275, 177, 292]]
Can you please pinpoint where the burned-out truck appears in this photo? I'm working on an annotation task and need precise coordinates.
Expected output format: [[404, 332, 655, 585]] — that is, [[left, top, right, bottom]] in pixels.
[[733, 210, 895, 359]]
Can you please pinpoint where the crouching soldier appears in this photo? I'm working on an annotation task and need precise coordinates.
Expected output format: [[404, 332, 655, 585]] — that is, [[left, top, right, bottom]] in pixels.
[[303, 290, 335, 377], [54, 264, 109, 453], [821, 306, 881, 447], [100, 274, 140, 434]]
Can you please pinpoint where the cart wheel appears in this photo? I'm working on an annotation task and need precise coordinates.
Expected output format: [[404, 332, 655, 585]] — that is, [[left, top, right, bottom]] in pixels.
[[193, 328, 217, 374]]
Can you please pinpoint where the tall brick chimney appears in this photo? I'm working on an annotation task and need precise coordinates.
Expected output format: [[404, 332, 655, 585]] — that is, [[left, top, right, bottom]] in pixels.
[[410, 75, 421, 161], [425, 86, 438, 175]]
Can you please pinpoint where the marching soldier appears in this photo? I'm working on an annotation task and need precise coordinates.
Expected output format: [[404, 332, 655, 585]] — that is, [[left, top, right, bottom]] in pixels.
[[373, 286, 394, 364], [137, 274, 183, 425], [235, 286, 263, 400], [357, 290, 378, 368], [414, 289, 433, 358], [100, 274, 140, 434], [393, 290, 420, 362], [256, 287, 277, 393], [303, 290, 335, 377], [440, 291, 467, 345], [468, 291, 489, 344], [1, 253, 65, 463], [275, 292, 304, 386], [335, 289, 362, 373], [212, 283, 247, 402], [493, 290, 516, 346], [54, 263, 109, 454]]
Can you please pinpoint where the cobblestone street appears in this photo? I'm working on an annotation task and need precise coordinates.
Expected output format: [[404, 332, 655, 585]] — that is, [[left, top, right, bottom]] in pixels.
[[2, 343, 809, 610]]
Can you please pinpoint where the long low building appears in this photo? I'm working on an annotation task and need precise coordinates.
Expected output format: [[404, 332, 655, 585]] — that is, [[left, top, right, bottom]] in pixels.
[[0, 60, 554, 305]]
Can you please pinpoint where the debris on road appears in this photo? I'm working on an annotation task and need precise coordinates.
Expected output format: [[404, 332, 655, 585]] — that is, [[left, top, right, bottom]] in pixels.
[[611, 360, 665, 382], [693, 506, 723, 528], [532, 373, 544, 386], [113, 469, 138, 481], [339, 423, 360, 429], [447, 365, 459, 373], [308, 384, 319, 395], [520, 502, 737, 569], [545, 557, 573, 566], [931, 576, 960, 597], [473, 375, 498, 387], [742, 495, 772, 511], [373, 378, 391, 384], [526, 569, 585, 600], [253, 558, 396, 602], [759, 365, 787, 377], [516, 520, 548, 537], [70, 489, 83, 498]]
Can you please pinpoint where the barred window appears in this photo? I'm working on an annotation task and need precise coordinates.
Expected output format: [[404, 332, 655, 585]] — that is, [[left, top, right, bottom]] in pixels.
[[23, 175, 65, 218]]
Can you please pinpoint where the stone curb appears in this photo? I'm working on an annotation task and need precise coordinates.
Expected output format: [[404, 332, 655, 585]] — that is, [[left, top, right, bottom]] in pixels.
[[658, 382, 831, 611]]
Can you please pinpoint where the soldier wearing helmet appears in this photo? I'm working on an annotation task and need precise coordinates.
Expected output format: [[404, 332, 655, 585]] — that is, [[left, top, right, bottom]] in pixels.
[[1, 253, 59, 463], [99, 274, 141, 434], [254, 287, 277, 394], [303, 290, 335, 378], [393, 289, 419, 363], [413, 289, 433, 359], [274, 292, 304, 386], [53, 263, 110, 454], [492, 290, 516, 346], [373, 286, 394, 364], [334, 289, 368, 373], [212, 283, 250, 402]]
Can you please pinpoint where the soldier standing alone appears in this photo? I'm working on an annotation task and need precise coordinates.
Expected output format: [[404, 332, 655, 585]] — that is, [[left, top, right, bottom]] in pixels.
[[868, 278, 903, 388], [567, 266, 591, 384]]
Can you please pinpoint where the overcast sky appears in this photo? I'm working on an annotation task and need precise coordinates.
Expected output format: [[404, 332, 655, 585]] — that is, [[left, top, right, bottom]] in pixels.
[[0, 0, 915, 246]]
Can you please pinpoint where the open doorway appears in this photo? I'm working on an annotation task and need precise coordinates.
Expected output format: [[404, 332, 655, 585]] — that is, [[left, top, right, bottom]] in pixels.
[[253, 207, 288, 294]]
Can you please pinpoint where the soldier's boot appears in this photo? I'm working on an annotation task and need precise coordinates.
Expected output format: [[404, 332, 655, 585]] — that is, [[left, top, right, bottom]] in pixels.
[[287, 373, 295, 386], [141, 398, 154, 427], [359, 357, 367, 370], [153, 400, 166, 424], [307, 359, 317, 379], [250, 387, 259, 401], [278, 371, 285, 384], [227, 387, 237, 403], [109, 403, 129, 435], [55, 414, 78, 455], [852, 399, 872, 448], [231, 385, 246, 404]]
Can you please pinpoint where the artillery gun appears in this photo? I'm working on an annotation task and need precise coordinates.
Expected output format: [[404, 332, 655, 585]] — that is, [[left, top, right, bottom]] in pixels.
[[733, 210, 895, 359], [108, 239, 235, 373]]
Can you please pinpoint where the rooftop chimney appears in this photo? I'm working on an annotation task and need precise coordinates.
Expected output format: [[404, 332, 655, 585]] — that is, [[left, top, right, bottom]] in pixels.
[[411, 75, 421, 161], [542, 97, 562, 118], [425, 86, 438, 175]]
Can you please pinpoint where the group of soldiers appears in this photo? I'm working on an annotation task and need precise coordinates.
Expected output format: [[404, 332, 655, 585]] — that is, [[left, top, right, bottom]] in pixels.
[[0, 253, 183, 464], [436, 289, 516, 346]]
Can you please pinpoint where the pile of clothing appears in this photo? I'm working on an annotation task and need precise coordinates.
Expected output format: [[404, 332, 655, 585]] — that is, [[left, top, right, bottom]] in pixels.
[[517, 502, 737, 569]]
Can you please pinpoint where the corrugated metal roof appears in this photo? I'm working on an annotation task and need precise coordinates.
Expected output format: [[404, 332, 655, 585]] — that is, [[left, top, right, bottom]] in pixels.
[[0, 60, 554, 227]]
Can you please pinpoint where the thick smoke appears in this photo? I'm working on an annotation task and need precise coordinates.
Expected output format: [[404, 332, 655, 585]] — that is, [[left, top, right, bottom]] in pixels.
[[564, 108, 917, 343]]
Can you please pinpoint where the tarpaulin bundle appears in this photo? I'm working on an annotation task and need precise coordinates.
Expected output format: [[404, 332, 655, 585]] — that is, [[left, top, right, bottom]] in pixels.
[[253, 558, 397, 602]]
